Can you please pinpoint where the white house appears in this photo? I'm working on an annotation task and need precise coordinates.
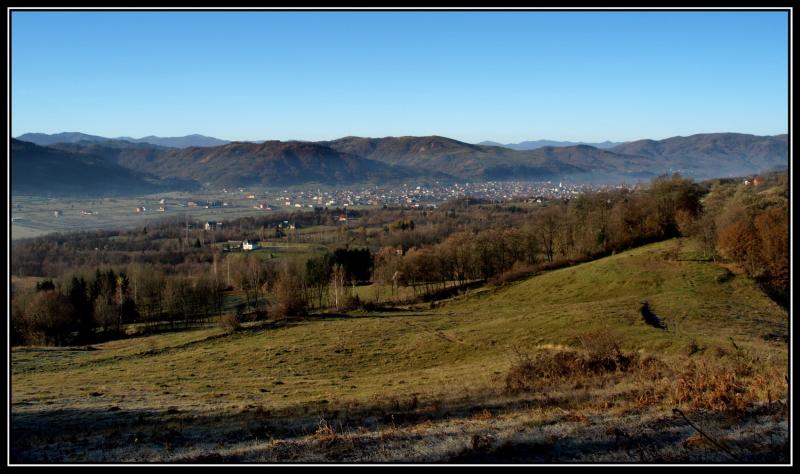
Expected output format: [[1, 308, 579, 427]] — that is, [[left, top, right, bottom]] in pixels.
[[243, 240, 260, 251]]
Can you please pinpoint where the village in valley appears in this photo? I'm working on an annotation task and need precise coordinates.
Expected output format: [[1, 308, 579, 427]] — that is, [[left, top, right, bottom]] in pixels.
[[10, 179, 642, 241]]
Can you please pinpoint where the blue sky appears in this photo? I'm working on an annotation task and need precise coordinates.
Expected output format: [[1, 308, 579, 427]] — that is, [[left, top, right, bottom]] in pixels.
[[11, 10, 789, 143]]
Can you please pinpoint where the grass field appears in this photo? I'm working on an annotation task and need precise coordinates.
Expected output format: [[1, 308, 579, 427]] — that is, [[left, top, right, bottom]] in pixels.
[[10, 239, 789, 462], [9, 192, 336, 241]]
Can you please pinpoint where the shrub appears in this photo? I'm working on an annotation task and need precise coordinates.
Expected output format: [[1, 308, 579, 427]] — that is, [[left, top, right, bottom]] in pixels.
[[219, 313, 241, 333], [672, 360, 748, 412], [505, 330, 640, 394], [270, 261, 309, 318], [487, 261, 537, 286], [24, 290, 77, 346]]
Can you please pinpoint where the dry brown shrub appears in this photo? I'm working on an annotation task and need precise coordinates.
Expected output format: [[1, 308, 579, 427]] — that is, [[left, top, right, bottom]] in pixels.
[[504, 332, 644, 394], [473, 408, 494, 420], [487, 261, 537, 286], [219, 312, 241, 333], [314, 417, 337, 441], [672, 360, 749, 411]]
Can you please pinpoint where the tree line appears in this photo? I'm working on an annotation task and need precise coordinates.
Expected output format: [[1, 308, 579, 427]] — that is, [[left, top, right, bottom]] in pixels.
[[10, 173, 789, 345]]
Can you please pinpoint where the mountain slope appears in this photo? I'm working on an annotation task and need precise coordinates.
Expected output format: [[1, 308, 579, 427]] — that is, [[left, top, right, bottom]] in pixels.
[[116, 140, 424, 187], [322, 135, 587, 180], [48, 140, 171, 166], [611, 133, 788, 179], [17, 132, 789, 188], [15, 132, 110, 146], [16, 132, 230, 148], [479, 139, 623, 150], [115, 134, 230, 148], [10, 139, 184, 196], [325, 134, 787, 181]]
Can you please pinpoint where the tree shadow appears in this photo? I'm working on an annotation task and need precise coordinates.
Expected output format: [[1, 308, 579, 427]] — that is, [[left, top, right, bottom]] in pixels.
[[640, 301, 667, 330]]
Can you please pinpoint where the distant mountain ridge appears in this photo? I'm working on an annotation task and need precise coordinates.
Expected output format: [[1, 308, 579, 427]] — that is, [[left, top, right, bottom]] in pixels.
[[16, 132, 229, 148], [11, 132, 788, 196], [479, 139, 624, 150], [48, 139, 428, 188], [115, 134, 230, 148], [15, 132, 110, 146], [610, 133, 788, 178]]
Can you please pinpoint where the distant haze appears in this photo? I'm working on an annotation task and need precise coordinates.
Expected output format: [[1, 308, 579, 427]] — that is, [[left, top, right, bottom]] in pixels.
[[16, 132, 229, 149], [479, 140, 624, 150], [11, 131, 788, 196]]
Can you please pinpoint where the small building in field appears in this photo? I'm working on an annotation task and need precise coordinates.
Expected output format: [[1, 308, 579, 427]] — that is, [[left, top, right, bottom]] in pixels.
[[134, 206, 144, 214], [223, 241, 242, 252], [243, 240, 260, 251], [53, 210, 62, 217], [204, 221, 223, 231]]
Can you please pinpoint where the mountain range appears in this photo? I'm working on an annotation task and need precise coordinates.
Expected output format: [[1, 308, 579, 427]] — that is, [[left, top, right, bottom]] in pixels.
[[11, 132, 788, 196], [16, 132, 229, 149], [10, 139, 193, 196], [479, 139, 623, 150]]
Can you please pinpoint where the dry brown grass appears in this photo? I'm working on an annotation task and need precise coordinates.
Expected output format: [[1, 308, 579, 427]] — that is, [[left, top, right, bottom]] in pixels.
[[505, 330, 642, 394]]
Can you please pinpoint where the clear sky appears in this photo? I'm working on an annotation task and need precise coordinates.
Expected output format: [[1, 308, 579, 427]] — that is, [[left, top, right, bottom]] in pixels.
[[11, 10, 789, 143]]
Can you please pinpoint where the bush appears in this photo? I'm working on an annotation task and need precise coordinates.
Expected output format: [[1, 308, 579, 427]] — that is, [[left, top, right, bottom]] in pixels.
[[270, 261, 309, 318], [24, 290, 77, 346], [219, 313, 241, 333], [505, 330, 640, 394], [487, 261, 537, 286], [672, 360, 748, 411]]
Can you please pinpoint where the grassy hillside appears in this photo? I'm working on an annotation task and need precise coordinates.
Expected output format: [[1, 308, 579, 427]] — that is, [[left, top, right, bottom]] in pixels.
[[11, 239, 788, 462]]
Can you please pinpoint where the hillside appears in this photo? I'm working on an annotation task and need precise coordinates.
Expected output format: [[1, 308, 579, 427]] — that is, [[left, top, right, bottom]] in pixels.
[[48, 139, 171, 166], [17, 132, 229, 149], [611, 133, 788, 179], [11, 239, 788, 462], [115, 134, 230, 148], [15, 132, 110, 146], [479, 139, 623, 150], [323, 134, 786, 181], [123, 140, 424, 187], [13, 132, 790, 191], [323, 135, 590, 180], [10, 139, 186, 196]]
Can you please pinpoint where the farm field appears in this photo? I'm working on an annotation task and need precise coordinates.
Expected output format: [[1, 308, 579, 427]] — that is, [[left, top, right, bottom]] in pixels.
[[10, 192, 355, 241], [10, 239, 789, 462]]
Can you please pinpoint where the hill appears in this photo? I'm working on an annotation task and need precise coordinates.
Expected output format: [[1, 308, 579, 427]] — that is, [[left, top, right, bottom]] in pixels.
[[115, 134, 230, 148], [16, 132, 230, 149], [610, 133, 788, 179], [479, 139, 624, 150], [14, 132, 790, 190], [48, 139, 172, 166], [323, 135, 590, 180], [11, 239, 788, 462], [122, 140, 425, 187], [15, 132, 110, 146], [323, 134, 787, 182], [10, 139, 188, 196]]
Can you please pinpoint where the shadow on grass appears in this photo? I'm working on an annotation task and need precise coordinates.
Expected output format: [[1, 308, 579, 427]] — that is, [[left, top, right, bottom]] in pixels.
[[640, 301, 668, 330], [11, 384, 790, 464]]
